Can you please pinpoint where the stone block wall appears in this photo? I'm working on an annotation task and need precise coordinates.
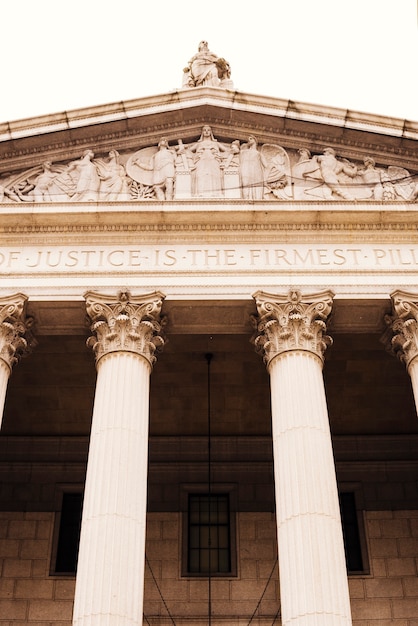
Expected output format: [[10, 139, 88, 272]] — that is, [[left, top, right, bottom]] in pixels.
[[0, 512, 74, 624], [0, 510, 417, 625], [144, 512, 280, 625], [350, 511, 418, 626]]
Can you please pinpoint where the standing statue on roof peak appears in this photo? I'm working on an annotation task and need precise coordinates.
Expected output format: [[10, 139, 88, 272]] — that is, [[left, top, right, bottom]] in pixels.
[[182, 41, 233, 89]]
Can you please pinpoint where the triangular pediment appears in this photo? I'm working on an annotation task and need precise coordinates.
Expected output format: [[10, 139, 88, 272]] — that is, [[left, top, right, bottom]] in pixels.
[[1, 88, 417, 204]]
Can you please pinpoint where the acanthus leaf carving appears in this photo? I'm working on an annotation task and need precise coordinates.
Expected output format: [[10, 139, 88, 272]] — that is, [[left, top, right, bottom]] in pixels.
[[85, 290, 166, 367], [251, 289, 334, 368], [0, 294, 36, 372], [382, 290, 418, 369]]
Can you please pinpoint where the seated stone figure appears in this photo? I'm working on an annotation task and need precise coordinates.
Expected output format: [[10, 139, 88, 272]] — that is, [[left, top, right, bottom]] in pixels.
[[182, 41, 233, 89]]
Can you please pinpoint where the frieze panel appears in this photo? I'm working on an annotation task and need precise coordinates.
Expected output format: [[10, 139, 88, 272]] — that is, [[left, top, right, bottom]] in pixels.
[[1, 127, 417, 204], [2, 244, 418, 274]]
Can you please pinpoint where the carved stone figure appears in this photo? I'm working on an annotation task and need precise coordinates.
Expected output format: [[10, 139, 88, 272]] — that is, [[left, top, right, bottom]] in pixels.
[[183, 41, 233, 89], [188, 126, 228, 198], [68, 150, 101, 201], [260, 144, 292, 200], [38, 167, 73, 202], [355, 157, 384, 200], [292, 149, 318, 200], [2, 138, 417, 204], [239, 136, 264, 200], [298, 148, 357, 200], [223, 140, 240, 170], [95, 150, 130, 201], [317, 148, 358, 200], [130, 139, 176, 201], [32, 162, 63, 202]]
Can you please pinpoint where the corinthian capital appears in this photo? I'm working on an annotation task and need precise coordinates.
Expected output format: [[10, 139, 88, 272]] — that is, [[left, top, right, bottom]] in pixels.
[[85, 290, 166, 367], [383, 290, 418, 369], [0, 293, 33, 372], [251, 289, 334, 367]]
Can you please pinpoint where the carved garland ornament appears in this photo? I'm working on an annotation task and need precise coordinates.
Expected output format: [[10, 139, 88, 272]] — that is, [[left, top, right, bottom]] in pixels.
[[85, 290, 166, 367], [251, 289, 334, 367]]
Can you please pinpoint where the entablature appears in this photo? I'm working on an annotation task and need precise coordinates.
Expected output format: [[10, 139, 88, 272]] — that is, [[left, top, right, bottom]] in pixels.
[[1, 201, 418, 234]]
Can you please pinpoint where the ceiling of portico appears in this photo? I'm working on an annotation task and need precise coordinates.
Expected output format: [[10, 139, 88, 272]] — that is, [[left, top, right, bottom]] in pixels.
[[2, 326, 417, 440], [4, 296, 413, 441]]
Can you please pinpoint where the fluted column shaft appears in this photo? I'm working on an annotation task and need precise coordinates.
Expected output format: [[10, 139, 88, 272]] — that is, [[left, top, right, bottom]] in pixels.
[[408, 359, 418, 412], [0, 294, 31, 428], [252, 290, 352, 626], [73, 291, 165, 626], [0, 359, 10, 426]]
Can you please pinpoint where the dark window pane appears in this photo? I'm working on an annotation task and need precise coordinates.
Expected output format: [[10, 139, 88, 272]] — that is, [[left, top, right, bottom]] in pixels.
[[200, 526, 210, 547], [55, 493, 83, 574], [339, 492, 364, 572], [189, 549, 200, 572], [188, 494, 231, 575], [218, 548, 230, 572], [189, 526, 199, 549], [218, 526, 229, 548]]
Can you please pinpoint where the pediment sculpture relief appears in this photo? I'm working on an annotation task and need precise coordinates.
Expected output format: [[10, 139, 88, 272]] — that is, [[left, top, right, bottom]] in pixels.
[[1, 127, 417, 204]]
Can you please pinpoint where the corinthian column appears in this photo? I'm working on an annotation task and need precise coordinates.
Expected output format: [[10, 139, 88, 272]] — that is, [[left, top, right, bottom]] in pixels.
[[73, 290, 166, 626], [383, 290, 418, 414], [0, 293, 31, 428], [251, 289, 352, 626]]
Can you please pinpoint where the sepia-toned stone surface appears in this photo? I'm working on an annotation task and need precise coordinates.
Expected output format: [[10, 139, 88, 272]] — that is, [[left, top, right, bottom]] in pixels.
[[253, 290, 353, 625], [0, 50, 417, 626], [72, 292, 165, 626], [2, 131, 417, 203]]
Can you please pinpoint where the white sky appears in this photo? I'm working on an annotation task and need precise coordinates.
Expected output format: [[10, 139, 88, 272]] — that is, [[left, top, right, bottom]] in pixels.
[[0, 0, 417, 125]]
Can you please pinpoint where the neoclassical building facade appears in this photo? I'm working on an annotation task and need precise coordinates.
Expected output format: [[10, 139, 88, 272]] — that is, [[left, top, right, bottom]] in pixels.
[[0, 44, 418, 626]]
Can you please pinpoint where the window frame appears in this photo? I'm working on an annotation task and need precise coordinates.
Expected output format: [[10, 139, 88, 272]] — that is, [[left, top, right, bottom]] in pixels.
[[181, 483, 237, 578]]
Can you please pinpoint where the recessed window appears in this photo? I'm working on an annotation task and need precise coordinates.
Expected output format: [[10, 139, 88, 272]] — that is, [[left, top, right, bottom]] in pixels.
[[187, 493, 232, 575], [53, 492, 83, 574], [339, 491, 367, 574]]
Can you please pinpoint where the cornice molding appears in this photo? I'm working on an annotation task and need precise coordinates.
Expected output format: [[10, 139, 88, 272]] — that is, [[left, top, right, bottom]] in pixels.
[[1, 88, 416, 141], [1, 89, 417, 171], [1, 220, 418, 236], [2, 120, 418, 172]]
